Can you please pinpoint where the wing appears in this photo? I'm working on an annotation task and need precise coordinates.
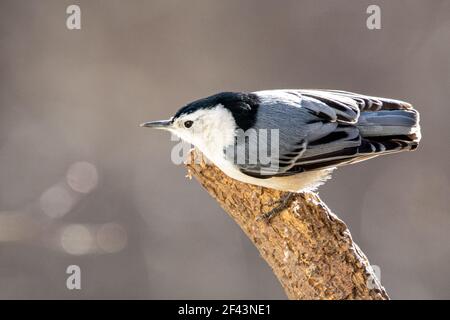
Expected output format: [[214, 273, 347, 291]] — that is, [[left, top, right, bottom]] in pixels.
[[236, 89, 411, 178]]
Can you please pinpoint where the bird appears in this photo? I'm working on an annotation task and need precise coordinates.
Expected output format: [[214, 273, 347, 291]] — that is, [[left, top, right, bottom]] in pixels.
[[141, 89, 421, 220]]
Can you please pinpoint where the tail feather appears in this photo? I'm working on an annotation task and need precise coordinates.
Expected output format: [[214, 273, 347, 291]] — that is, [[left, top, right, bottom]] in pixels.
[[295, 107, 421, 171], [357, 107, 421, 155], [357, 109, 420, 137]]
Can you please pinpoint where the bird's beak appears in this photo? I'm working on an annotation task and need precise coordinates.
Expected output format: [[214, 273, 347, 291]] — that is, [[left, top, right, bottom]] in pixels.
[[139, 119, 172, 130]]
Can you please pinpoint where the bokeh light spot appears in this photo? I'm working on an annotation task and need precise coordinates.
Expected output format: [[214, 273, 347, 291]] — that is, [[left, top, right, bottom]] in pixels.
[[40, 185, 76, 218], [61, 224, 93, 255], [66, 161, 99, 194], [96, 222, 127, 253]]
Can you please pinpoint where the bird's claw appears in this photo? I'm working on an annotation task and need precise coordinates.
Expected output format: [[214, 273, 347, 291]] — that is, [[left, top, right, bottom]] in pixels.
[[256, 192, 295, 223]]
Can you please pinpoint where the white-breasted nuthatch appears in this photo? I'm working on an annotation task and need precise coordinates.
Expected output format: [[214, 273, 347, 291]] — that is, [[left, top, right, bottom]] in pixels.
[[141, 90, 421, 219]]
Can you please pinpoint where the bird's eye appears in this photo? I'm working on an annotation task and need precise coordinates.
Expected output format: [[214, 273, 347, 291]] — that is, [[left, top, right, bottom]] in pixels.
[[184, 120, 193, 128]]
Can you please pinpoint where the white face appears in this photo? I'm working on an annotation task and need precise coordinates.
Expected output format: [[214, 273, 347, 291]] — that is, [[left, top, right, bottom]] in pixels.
[[169, 105, 237, 158]]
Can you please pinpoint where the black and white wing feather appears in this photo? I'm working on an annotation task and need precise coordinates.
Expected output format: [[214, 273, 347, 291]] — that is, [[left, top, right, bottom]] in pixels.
[[235, 89, 420, 178]]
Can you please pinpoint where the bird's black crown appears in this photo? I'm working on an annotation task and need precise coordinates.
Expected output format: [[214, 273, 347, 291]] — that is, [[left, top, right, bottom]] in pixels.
[[174, 92, 260, 131]]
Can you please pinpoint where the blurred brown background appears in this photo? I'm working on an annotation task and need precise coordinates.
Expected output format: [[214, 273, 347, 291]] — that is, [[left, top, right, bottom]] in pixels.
[[0, 0, 449, 299]]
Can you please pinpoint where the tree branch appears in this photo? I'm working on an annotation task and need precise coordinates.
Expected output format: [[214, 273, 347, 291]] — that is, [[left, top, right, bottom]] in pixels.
[[185, 150, 388, 300]]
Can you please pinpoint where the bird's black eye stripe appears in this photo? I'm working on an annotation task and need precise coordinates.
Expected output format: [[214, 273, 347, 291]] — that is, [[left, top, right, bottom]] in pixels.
[[184, 120, 193, 128]]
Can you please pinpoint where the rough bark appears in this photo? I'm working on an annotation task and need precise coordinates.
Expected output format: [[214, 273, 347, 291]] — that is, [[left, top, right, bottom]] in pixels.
[[185, 150, 388, 300]]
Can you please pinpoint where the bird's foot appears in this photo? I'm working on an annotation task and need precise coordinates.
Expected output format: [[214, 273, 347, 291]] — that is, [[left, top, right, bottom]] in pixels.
[[257, 192, 296, 223]]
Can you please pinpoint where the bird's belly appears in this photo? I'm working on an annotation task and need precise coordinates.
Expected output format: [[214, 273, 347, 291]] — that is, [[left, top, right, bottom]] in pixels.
[[216, 161, 335, 192]]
